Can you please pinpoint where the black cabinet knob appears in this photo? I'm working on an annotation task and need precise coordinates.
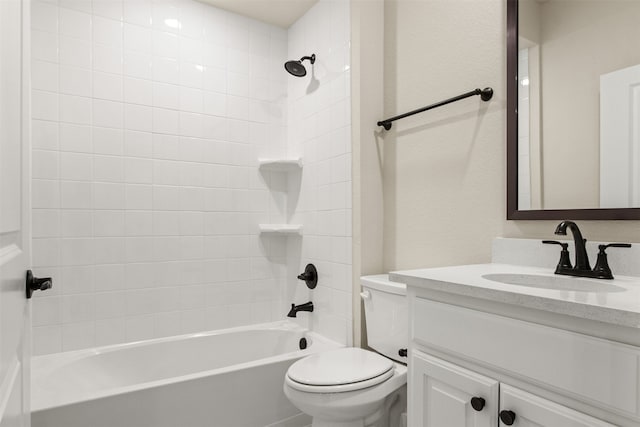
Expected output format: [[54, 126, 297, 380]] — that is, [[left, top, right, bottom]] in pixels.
[[499, 410, 516, 425], [470, 396, 485, 411], [398, 348, 408, 357], [26, 270, 52, 299]]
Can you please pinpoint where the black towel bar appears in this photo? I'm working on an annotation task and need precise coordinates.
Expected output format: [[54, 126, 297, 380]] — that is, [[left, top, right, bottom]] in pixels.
[[377, 87, 493, 130]]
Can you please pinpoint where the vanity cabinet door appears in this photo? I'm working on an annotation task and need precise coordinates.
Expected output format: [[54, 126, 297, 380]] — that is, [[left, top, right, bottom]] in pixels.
[[499, 384, 616, 427], [410, 350, 498, 427]]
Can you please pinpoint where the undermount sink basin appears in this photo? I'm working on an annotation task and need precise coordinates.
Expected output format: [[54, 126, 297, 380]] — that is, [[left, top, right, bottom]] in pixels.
[[482, 273, 626, 293]]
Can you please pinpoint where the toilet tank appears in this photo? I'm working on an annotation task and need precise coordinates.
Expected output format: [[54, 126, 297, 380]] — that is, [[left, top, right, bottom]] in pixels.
[[361, 275, 408, 363]]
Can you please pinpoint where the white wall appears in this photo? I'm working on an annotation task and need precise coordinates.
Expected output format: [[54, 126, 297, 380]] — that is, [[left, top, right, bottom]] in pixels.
[[30, 0, 291, 354], [381, 0, 640, 273], [286, 0, 353, 345]]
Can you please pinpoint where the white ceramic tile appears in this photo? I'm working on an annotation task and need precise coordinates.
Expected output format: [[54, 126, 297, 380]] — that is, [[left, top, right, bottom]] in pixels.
[[93, 99, 123, 129], [180, 62, 204, 88], [153, 57, 180, 84], [60, 0, 92, 13], [60, 181, 93, 209], [32, 1, 59, 33], [93, 127, 123, 155], [33, 179, 60, 209], [123, 0, 152, 27], [33, 120, 60, 151], [93, 16, 123, 48], [93, 71, 123, 101], [93, 0, 123, 22], [32, 90, 59, 121], [59, 8, 91, 40], [93, 45, 123, 74], [32, 30, 59, 62], [32, 60, 59, 92], [203, 91, 226, 116], [125, 184, 153, 210], [152, 2, 180, 34], [94, 182, 125, 209], [59, 35, 92, 68], [94, 210, 125, 236], [94, 155, 124, 182], [125, 211, 153, 236], [59, 94, 91, 125], [152, 82, 180, 109], [30, 0, 355, 353], [152, 108, 179, 135], [33, 209, 60, 238], [153, 30, 179, 59], [121, 53, 149, 81], [32, 238, 60, 267], [124, 104, 153, 132], [179, 37, 202, 64], [124, 77, 153, 105], [60, 238, 95, 266], [60, 152, 92, 181], [62, 321, 95, 351], [124, 131, 153, 157], [124, 157, 153, 184], [94, 237, 125, 264], [179, 87, 203, 113], [33, 150, 59, 180]]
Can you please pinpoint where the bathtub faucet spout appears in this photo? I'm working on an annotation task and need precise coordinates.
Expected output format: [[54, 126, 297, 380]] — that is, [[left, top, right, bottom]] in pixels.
[[287, 301, 314, 318]]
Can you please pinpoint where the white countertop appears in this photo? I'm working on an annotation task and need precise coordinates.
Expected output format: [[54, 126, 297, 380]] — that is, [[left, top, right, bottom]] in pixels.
[[390, 263, 640, 329]]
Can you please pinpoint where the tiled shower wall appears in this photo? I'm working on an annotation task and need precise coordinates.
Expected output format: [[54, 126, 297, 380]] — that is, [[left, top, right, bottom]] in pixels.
[[30, 0, 291, 354], [286, 0, 353, 345]]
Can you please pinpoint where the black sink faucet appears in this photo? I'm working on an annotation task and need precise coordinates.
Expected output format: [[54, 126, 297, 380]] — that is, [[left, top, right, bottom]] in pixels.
[[543, 221, 631, 279], [554, 220, 590, 271], [287, 301, 314, 318]]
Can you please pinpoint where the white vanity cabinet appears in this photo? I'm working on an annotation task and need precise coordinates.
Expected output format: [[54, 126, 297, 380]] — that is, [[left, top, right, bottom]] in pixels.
[[410, 350, 498, 427], [406, 295, 640, 427], [411, 350, 615, 427]]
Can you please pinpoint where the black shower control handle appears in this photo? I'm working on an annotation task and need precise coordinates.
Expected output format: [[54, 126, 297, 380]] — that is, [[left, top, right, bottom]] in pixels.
[[297, 264, 318, 289]]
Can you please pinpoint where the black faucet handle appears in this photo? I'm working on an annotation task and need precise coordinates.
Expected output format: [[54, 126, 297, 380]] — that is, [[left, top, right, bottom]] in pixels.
[[593, 243, 631, 279], [542, 240, 568, 249], [542, 240, 572, 271], [600, 243, 632, 250]]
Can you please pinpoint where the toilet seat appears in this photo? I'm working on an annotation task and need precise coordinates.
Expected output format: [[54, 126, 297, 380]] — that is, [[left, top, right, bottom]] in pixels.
[[286, 348, 395, 393]]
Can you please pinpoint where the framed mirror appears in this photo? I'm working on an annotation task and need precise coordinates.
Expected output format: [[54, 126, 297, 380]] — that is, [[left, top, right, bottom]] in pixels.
[[507, 0, 640, 220]]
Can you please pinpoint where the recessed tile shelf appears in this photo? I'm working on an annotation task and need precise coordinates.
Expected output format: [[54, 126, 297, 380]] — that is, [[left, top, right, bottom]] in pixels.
[[258, 158, 303, 172], [258, 224, 303, 235]]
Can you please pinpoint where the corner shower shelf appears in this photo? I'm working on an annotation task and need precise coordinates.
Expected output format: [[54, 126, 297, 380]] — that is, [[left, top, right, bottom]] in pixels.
[[258, 158, 303, 172], [258, 224, 303, 235]]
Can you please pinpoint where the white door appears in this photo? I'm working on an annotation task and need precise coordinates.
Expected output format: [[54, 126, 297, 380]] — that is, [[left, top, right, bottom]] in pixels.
[[409, 350, 498, 427], [600, 64, 640, 208], [499, 385, 615, 427], [0, 0, 32, 425]]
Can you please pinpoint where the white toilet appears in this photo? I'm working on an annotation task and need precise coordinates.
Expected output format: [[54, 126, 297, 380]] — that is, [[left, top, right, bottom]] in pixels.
[[284, 275, 408, 427]]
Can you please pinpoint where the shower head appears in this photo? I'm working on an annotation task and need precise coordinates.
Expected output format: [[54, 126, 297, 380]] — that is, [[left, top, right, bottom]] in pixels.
[[284, 54, 316, 77]]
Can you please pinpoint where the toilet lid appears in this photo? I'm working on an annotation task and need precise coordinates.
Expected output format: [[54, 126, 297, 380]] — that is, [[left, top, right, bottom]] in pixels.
[[287, 348, 394, 387]]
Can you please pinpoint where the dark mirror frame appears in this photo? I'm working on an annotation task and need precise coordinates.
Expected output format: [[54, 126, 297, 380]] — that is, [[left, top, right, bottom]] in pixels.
[[506, 0, 640, 220]]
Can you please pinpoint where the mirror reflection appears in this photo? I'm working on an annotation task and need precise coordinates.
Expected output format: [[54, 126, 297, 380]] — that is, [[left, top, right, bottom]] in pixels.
[[518, 0, 640, 210]]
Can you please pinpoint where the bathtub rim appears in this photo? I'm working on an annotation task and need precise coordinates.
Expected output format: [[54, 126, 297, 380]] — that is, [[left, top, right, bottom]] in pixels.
[[32, 320, 342, 413]]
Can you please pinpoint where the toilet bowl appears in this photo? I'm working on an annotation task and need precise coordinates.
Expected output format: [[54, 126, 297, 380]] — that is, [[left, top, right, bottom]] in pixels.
[[283, 275, 408, 427]]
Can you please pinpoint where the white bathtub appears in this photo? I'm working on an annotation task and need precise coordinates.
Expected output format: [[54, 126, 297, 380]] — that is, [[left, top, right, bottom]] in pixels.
[[32, 321, 340, 427]]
